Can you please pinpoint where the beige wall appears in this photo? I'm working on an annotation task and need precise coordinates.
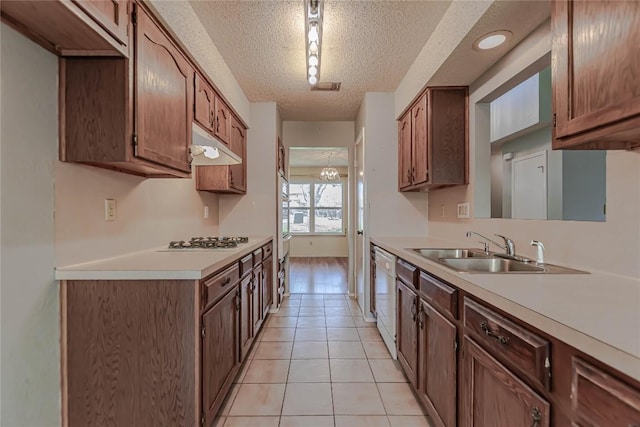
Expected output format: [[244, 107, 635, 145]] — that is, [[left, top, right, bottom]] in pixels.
[[1, 25, 60, 426], [427, 22, 640, 280], [55, 163, 220, 266], [283, 121, 355, 149], [290, 235, 349, 257]]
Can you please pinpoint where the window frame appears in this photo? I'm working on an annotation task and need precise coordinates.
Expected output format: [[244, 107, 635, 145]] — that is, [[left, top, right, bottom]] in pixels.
[[289, 177, 346, 236]]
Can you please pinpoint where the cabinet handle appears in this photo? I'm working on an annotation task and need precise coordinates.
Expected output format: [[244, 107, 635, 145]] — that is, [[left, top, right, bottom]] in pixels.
[[410, 298, 417, 322], [418, 305, 424, 329], [210, 109, 215, 127], [235, 290, 240, 311], [407, 168, 411, 183], [412, 166, 415, 181], [221, 277, 232, 287], [480, 322, 510, 345], [530, 407, 542, 427]]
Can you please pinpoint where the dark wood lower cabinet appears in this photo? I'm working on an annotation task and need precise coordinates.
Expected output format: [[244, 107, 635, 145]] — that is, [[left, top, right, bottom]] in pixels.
[[418, 299, 457, 427], [252, 265, 263, 333], [461, 335, 550, 427], [397, 279, 419, 387], [262, 255, 273, 318], [202, 287, 239, 427], [239, 273, 253, 361]]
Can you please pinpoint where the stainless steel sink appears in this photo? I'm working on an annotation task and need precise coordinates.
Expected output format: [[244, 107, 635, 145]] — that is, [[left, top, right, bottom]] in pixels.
[[408, 247, 588, 274], [411, 248, 490, 259], [440, 258, 546, 273]]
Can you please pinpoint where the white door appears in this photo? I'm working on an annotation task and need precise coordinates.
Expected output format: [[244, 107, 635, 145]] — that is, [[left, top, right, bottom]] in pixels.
[[512, 150, 547, 220], [354, 129, 366, 313]]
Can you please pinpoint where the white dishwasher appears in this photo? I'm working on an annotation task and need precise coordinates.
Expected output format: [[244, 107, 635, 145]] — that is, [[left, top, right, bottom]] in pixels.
[[374, 247, 397, 359]]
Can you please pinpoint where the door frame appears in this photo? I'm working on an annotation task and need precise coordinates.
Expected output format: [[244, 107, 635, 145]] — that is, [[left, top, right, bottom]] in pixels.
[[350, 128, 367, 308]]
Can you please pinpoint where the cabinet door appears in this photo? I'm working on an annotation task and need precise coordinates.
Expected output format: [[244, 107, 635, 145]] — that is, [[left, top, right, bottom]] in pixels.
[[411, 92, 428, 186], [262, 256, 273, 318], [398, 111, 412, 189], [239, 275, 253, 360], [552, 0, 640, 144], [72, 0, 128, 45], [397, 279, 418, 387], [194, 73, 215, 132], [252, 267, 263, 333], [461, 336, 550, 427], [202, 288, 239, 426], [418, 300, 457, 427], [214, 96, 231, 145], [229, 116, 246, 192], [134, 4, 192, 173]]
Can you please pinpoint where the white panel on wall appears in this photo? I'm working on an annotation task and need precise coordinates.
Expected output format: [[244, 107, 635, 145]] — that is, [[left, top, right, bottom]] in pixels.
[[1, 24, 59, 426]]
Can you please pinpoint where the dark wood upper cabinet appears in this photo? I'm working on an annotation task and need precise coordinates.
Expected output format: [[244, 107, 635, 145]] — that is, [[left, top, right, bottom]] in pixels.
[[60, 2, 193, 177], [134, 3, 192, 174], [552, 0, 640, 150], [418, 300, 457, 427], [196, 113, 247, 194], [194, 72, 216, 133], [72, 0, 129, 46], [398, 110, 413, 190], [214, 97, 232, 146], [398, 87, 468, 192], [1, 0, 128, 56], [397, 279, 419, 387], [202, 287, 239, 427], [461, 336, 550, 427]]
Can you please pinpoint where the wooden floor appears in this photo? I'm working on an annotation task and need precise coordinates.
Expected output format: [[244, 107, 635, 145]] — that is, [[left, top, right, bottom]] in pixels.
[[289, 257, 349, 294]]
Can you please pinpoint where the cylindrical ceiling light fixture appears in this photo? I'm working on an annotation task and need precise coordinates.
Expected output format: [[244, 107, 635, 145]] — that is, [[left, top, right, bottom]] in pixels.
[[304, 0, 323, 86]]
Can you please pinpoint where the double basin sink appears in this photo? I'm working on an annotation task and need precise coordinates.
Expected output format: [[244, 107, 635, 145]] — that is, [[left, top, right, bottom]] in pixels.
[[410, 248, 587, 274]]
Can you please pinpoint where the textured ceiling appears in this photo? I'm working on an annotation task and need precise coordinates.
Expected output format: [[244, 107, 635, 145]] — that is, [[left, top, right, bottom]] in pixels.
[[190, 0, 451, 121], [189, 0, 550, 121], [289, 147, 349, 167]]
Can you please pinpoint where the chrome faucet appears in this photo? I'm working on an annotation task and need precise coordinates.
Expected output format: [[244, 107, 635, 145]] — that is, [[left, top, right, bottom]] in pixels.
[[466, 231, 516, 257]]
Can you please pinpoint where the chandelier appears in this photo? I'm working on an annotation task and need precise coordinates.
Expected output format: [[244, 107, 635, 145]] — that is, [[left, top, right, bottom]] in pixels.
[[319, 153, 339, 181]]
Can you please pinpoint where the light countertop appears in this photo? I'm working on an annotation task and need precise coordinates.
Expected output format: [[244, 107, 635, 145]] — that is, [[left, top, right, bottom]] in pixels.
[[371, 236, 640, 382], [55, 236, 273, 281]]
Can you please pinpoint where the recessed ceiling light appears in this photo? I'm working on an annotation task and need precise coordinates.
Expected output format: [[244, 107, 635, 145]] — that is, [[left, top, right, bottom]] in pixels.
[[473, 30, 512, 51]]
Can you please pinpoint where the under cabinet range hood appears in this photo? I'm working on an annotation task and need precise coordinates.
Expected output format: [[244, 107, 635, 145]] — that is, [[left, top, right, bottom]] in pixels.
[[190, 123, 242, 166]]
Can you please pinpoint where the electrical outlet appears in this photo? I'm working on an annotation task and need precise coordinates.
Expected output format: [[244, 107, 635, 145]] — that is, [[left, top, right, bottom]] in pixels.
[[204, 205, 209, 219], [440, 205, 446, 217], [104, 199, 116, 221], [457, 202, 470, 219]]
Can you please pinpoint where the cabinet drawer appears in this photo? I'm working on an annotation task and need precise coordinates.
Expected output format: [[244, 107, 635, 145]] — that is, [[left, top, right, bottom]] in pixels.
[[463, 297, 551, 391], [202, 263, 240, 309], [253, 248, 263, 267], [396, 259, 418, 288], [262, 243, 273, 260], [419, 271, 457, 318], [239, 254, 253, 278], [572, 357, 640, 426]]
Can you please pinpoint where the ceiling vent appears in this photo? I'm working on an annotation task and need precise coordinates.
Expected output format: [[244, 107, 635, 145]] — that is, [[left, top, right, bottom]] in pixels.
[[311, 82, 341, 92]]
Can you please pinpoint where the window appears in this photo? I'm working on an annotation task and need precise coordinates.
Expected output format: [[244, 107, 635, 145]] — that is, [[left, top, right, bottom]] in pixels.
[[289, 181, 344, 234]]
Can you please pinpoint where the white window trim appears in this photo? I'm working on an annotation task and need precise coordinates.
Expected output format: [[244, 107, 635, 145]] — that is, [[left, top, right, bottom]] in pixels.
[[289, 177, 347, 236]]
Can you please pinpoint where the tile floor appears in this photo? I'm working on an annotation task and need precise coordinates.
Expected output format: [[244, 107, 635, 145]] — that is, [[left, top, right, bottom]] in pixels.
[[215, 294, 432, 427]]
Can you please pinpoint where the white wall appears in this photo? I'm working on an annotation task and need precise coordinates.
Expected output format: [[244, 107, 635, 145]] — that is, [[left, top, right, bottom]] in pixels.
[[364, 93, 429, 238], [1, 25, 59, 426], [55, 163, 220, 266], [282, 121, 354, 149], [218, 102, 277, 238], [427, 22, 640, 280]]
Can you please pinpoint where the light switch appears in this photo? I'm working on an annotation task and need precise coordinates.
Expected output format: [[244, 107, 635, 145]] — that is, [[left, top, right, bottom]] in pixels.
[[105, 199, 116, 221]]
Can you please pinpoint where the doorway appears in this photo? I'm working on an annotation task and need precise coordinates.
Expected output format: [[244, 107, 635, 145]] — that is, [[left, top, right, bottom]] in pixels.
[[287, 147, 349, 295]]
